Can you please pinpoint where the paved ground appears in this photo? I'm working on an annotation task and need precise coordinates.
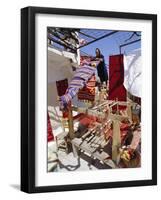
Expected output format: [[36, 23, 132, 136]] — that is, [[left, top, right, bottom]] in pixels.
[[48, 140, 113, 173]]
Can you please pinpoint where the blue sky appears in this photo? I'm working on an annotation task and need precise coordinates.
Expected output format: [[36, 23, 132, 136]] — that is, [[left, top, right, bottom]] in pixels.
[[80, 31, 141, 66]]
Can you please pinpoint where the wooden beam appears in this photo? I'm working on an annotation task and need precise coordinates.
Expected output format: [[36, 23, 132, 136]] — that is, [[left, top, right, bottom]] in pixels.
[[112, 120, 121, 162], [67, 106, 75, 139]]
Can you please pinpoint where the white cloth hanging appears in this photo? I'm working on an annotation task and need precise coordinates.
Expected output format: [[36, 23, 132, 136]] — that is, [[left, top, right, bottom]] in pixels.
[[123, 49, 142, 98]]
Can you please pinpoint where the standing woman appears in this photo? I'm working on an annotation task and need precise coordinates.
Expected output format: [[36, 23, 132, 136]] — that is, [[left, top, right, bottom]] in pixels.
[[94, 48, 108, 84]]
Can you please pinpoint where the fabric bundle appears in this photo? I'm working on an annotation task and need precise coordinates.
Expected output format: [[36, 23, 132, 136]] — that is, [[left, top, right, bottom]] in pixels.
[[77, 75, 96, 102], [60, 64, 97, 110]]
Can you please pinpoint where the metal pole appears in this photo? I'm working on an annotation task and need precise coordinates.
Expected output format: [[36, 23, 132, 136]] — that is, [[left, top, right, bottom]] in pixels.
[[120, 39, 141, 49], [77, 31, 118, 49], [78, 31, 97, 39]]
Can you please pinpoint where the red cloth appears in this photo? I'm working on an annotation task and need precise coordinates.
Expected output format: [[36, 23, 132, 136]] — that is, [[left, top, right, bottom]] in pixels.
[[47, 113, 54, 142], [56, 78, 68, 96], [108, 123, 129, 143], [120, 123, 130, 143], [56, 79, 69, 118], [109, 54, 126, 110]]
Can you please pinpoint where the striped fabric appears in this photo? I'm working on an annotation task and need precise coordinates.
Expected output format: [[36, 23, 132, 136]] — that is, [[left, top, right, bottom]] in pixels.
[[77, 75, 96, 101], [60, 64, 97, 109]]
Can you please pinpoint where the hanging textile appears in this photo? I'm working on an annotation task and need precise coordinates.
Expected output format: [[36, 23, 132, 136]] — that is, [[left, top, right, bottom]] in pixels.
[[47, 113, 54, 142], [56, 78, 68, 96], [124, 49, 141, 98], [60, 64, 97, 110], [109, 54, 126, 110], [77, 75, 96, 102], [56, 78, 69, 117]]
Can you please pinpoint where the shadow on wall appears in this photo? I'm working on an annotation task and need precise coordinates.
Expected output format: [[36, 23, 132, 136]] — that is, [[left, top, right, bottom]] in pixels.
[[48, 82, 59, 107], [48, 105, 62, 129], [48, 49, 75, 107]]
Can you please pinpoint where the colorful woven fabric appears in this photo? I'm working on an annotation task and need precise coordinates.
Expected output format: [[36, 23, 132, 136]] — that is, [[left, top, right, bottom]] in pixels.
[[80, 56, 92, 66], [60, 64, 97, 109], [77, 75, 96, 101]]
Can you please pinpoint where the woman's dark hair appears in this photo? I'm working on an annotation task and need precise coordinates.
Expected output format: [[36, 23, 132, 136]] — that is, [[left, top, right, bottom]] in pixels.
[[95, 48, 101, 57]]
